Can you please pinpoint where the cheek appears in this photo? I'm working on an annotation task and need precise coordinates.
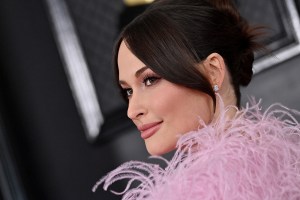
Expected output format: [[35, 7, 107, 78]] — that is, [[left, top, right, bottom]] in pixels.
[[166, 91, 212, 130], [147, 82, 213, 127], [148, 86, 182, 117]]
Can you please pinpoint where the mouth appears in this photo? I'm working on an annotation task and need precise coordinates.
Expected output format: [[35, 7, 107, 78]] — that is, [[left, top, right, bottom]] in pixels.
[[138, 121, 162, 139]]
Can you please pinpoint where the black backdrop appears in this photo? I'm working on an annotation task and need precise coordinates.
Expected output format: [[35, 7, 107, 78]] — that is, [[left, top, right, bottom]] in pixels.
[[1, 0, 300, 200], [0, 0, 136, 199]]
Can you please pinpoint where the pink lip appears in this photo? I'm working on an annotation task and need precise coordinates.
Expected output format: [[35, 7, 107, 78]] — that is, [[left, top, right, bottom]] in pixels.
[[138, 122, 162, 139]]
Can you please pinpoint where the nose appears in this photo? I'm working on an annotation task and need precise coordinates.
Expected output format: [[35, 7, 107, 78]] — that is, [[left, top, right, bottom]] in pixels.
[[127, 94, 146, 120]]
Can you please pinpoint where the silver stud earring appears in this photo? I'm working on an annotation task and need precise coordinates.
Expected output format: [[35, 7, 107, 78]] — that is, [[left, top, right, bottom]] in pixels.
[[213, 85, 219, 92]]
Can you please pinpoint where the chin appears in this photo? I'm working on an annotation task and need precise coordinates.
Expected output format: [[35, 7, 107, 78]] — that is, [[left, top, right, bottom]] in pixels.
[[146, 143, 176, 156], [145, 145, 161, 156]]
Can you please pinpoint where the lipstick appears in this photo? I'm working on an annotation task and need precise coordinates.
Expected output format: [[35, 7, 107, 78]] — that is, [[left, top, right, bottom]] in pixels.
[[138, 122, 162, 139]]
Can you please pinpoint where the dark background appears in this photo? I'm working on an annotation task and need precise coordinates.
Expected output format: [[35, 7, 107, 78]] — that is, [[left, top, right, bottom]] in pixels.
[[0, 0, 300, 200]]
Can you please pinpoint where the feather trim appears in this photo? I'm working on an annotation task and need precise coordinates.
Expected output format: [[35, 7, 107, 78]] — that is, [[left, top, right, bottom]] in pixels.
[[93, 101, 300, 200]]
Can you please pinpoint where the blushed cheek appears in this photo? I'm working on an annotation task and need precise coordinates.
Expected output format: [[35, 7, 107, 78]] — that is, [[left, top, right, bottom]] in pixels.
[[151, 91, 175, 115]]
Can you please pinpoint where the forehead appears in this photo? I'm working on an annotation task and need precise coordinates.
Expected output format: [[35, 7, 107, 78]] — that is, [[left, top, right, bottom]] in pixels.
[[118, 41, 146, 79], [117, 41, 130, 65]]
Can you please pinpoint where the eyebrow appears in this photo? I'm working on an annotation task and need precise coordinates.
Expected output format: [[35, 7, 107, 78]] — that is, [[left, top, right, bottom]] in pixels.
[[135, 66, 148, 78], [119, 66, 148, 85]]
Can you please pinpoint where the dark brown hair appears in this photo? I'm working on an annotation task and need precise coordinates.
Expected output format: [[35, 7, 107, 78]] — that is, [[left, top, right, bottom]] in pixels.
[[114, 0, 263, 107]]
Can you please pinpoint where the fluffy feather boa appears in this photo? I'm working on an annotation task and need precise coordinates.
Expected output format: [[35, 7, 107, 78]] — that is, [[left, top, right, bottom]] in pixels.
[[93, 101, 300, 200]]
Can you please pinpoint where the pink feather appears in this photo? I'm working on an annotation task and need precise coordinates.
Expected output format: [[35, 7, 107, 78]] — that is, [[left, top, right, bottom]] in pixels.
[[93, 101, 300, 200]]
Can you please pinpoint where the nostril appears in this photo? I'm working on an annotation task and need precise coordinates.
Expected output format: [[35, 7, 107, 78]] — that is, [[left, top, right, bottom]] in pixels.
[[137, 112, 143, 118], [128, 110, 144, 120], [127, 103, 144, 119]]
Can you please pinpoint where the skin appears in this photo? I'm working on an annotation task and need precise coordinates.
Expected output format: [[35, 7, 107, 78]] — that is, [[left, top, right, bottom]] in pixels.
[[118, 40, 236, 155]]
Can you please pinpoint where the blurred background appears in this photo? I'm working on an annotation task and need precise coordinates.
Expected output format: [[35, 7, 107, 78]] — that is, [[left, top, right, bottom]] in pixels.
[[0, 0, 299, 199]]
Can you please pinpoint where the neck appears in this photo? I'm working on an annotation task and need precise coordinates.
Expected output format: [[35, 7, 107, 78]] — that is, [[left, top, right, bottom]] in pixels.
[[212, 84, 237, 122]]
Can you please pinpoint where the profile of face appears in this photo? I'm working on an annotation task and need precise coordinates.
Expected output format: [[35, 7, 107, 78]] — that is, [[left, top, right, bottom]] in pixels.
[[118, 41, 215, 155]]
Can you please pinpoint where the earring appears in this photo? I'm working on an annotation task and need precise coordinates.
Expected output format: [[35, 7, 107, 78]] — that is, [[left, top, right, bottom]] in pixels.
[[213, 85, 219, 92]]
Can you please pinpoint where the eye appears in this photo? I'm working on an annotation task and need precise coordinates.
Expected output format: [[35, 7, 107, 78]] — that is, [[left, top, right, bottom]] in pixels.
[[122, 88, 133, 98], [143, 76, 160, 86]]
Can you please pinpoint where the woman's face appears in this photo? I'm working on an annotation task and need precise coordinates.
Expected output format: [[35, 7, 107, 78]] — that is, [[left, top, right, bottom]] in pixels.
[[118, 41, 214, 155]]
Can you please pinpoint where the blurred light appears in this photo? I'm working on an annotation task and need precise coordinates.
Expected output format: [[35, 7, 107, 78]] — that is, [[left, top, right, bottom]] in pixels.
[[45, 0, 104, 142], [124, 0, 154, 7]]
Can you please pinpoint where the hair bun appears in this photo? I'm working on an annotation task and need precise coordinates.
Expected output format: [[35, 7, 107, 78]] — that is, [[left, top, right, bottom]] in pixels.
[[237, 50, 254, 86], [237, 19, 265, 86]]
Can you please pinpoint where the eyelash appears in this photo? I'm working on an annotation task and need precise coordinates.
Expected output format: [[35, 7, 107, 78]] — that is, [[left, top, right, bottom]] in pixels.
[[142, 73, 161, 87], [122, 73, 161, 99]]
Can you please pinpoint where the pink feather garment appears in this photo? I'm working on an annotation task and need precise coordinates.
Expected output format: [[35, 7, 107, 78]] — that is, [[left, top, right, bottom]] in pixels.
[[93, 101, 300, 200]]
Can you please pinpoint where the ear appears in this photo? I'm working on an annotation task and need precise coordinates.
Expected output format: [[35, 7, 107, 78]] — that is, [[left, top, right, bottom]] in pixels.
[[202, 53, 226, 90]]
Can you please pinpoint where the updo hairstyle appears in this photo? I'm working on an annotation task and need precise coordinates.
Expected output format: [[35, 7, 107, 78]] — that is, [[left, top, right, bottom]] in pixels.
[[114, 0, 263, 107]]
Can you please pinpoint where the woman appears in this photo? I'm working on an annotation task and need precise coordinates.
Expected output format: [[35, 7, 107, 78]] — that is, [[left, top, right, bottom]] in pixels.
[[94, 0, 300, 199]]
